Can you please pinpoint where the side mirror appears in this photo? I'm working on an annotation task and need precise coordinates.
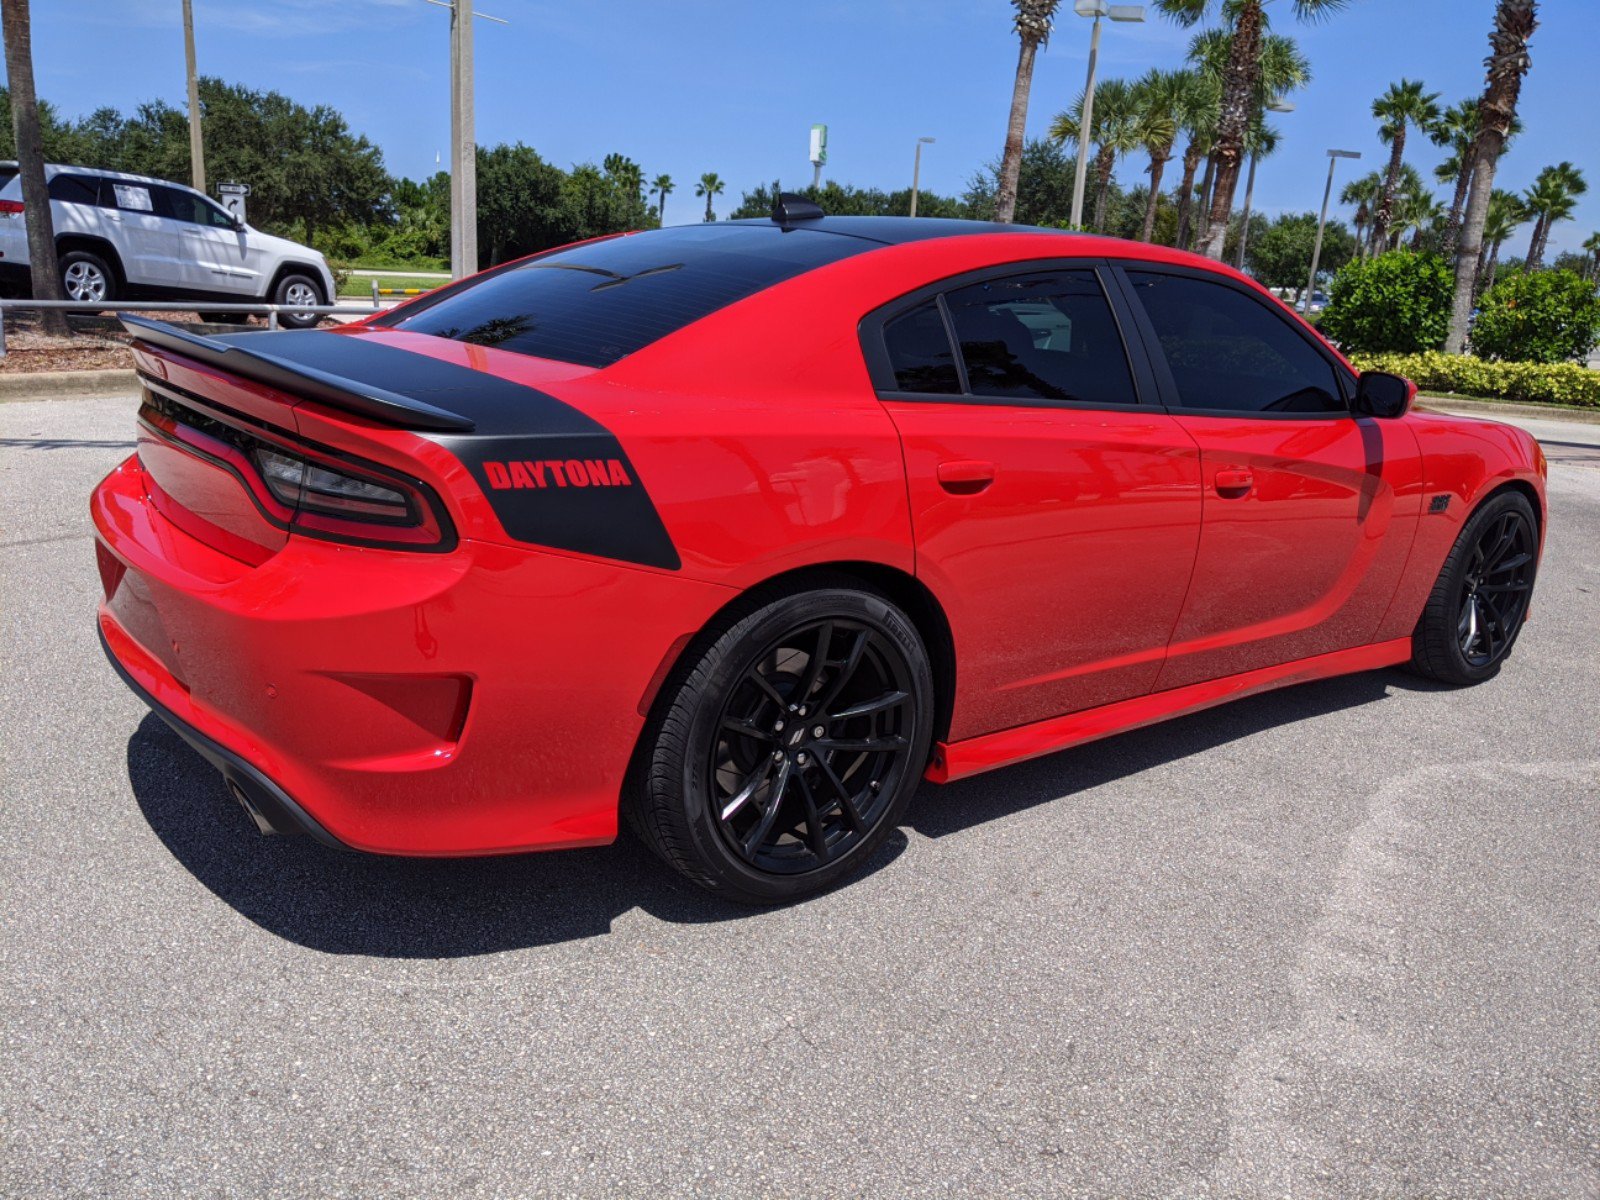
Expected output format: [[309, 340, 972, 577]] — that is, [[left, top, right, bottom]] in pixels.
[[1354, 370, 1415, 419]]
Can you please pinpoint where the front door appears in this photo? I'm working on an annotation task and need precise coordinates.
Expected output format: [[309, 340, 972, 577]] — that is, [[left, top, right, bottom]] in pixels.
[[1115, 267, 1423, 690], [868, 263, 1204, 742], [104, 180, 183, 288]]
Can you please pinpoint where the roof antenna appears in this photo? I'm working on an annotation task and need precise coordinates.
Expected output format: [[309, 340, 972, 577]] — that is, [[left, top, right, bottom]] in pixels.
[[772, 191, 824, 224]]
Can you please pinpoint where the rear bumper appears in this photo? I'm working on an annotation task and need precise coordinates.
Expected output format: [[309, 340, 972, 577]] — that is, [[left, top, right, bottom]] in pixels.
[[93, 453, 733, 856]]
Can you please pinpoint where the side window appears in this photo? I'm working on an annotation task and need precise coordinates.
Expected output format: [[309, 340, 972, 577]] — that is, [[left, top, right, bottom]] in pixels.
[[1125, 271, 1345, 414], [111, 183, 155, 214], [159, 188, 234, 227], [883, 301, 960, 394], [944, 269, 1136, 406], [47, 174, 101, 205]]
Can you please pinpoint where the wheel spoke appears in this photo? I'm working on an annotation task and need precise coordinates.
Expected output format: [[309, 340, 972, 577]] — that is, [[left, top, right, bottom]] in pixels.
[[748, 667, 789, 709], [817, 756, 866, 834], [720, 755, 776, 821], [830, 689, 909, 722], [812, 628, 869, 715], [1478, 580, 1531, 594], [818, 734, 907, 754], [1485, 551, 1532, 575], [721, 715, 774, 744], [796, 622, 833, 707], [739, 758, 792, 857], [796, 772, 830, 863]]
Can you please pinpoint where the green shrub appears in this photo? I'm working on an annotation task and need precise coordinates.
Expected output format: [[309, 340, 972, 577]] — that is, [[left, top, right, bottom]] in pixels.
[[1349, 350, 1600, 409], [1470, 269, 1600, 364], [1318, 251, 1453, 354]]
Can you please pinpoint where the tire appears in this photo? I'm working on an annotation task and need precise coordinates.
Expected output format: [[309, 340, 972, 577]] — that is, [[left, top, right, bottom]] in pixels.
[[272, 273, 323, 329], [59, 250, 116, 305], [1410, 489, 1539, 685], [630, 583, 935, 905]]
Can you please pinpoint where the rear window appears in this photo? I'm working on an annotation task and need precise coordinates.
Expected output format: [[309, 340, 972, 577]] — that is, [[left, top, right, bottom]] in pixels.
[[0, 168, 19, 199], [381, 224, 872, 368], [48, 174, 102, 205]]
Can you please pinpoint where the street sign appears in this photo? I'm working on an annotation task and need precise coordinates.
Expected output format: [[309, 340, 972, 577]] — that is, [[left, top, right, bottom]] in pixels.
[[809, 124, 828, 167], [218, 181, 250, 225]]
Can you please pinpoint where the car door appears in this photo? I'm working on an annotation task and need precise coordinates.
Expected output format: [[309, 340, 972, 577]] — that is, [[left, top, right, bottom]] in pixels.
[[865, 261, 1204, 742], [1113, 266, 1424, 691], [159, 187, 262, 296], [104, 180, 183, 288]]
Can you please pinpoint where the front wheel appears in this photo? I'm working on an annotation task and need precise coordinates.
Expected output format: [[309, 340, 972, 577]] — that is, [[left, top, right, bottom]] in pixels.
[[272, 273, 324, 329], [630, 584, 935, 905], [1410, 489, 1539, 684]]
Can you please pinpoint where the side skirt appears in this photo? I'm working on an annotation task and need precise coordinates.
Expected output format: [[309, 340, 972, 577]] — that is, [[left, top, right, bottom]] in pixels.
[[927, 637, 1413, 784]]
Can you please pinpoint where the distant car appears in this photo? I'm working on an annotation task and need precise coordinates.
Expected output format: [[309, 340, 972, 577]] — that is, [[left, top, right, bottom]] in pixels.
[[94, 210, 1547, 904], [0, 162, 334, 328], [1307, 289, 1331, 313]]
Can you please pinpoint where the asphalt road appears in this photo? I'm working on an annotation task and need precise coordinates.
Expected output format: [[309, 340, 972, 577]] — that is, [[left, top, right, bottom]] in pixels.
[[3, 394, 1597, 1199]]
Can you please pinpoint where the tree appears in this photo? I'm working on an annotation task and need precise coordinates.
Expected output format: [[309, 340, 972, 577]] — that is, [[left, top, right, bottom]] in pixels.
[[1478, 187, 1524, 291], [1048, 77, 1140, 231], [730, 179, 970, 221], [1245, 211, 1355, 292], [1583, 231, 1600, 282], [695, 172, 724, 222], [2, 0, 67, 332], [1154, 0, 1350, 260], [650, 173, 674, 223], [1129, 68, 1186, 242], [1521, 161, 1586, 269], [964, 138, 1078, 226], [1426, 99, 1519, 259], [1340, 169, 1382, 253], [1447, 0, 1538, 355], [474, 143, 567, 267], [602, 154, 644, 203], [996, 0, 1060, 223], [1233, 115, 1281, 267], [1368, 79, 1441, 254]]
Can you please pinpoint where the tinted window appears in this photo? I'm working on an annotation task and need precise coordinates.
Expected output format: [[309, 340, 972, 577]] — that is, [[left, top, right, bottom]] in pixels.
[[384, 224, 871, 368], [945, 269, 1135, 406], [1126, 271, 1344, 414], [158, 187, 236, 228], [883, 301, 959, 394], [47, 174, 101, 205]]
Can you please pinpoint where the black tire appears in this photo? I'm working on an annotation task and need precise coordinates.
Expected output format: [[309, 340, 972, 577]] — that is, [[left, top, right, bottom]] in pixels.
[[59, 249, 117, 305], [272, 273, 324, 329], [1410, 489, 1539, 685], [629, 583, 935, 905]]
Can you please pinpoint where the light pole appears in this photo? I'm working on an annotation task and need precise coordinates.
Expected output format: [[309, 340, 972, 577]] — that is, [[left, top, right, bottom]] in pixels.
[[909, 137, 935, 218], [1068, 1, 1144, 230], [181, 0, 204, 193], [423, 0, 507, 280], [1234, 97, 1293, 271], [1305, 149, 1361, 315]]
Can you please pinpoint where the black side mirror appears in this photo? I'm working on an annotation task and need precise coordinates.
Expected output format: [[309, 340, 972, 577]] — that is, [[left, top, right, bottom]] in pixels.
[[1354, 370, 1414, 419]]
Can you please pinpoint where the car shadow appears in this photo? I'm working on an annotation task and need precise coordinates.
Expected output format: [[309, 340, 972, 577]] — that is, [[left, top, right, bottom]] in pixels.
[[128, 667, 1412, 958]]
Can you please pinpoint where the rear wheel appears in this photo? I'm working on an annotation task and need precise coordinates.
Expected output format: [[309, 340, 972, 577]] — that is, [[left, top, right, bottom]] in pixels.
[[272, 273, 324, 329], [60, 250, 116, 305], [1410, 490, 1538, 684], [631, 585, 934, 905]]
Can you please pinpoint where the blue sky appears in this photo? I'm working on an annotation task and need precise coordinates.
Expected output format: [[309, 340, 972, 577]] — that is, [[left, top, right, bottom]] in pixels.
[[15, 0, 1600, 257]]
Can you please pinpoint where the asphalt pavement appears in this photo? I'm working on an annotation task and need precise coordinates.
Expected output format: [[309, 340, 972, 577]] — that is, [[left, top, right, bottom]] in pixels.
[[3, 394, 1597, 1198]]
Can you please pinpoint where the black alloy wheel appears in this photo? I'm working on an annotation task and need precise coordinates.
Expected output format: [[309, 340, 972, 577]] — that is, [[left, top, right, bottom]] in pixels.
[[630, 584, 934, 904], [1411, 489, 1539, 684]]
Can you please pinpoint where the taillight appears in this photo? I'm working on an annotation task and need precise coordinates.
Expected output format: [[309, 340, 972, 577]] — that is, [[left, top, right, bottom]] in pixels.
[[0, 199, 24, 215], [138, 388, 455, 551]]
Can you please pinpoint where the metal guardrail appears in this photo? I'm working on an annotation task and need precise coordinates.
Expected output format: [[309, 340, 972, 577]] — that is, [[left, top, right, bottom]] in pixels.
[[0, 297, 389, 358]]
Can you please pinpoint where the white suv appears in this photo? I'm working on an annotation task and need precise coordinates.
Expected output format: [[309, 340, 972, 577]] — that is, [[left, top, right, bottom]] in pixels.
[[0, 163, 336, 328]]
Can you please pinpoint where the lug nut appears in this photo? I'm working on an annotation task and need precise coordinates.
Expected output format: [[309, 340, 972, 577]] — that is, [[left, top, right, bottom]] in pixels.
[[773, 751, 785, 763], [796, 752, 809, 765], [773, 719, 785, 733], [798, 706, 808, 717], [813, 725, 825, 738]]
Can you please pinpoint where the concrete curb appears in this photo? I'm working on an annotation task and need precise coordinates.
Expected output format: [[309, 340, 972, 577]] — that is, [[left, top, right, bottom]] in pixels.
[[1417, 394, 1600, 425], [0, 369, 138, 401]]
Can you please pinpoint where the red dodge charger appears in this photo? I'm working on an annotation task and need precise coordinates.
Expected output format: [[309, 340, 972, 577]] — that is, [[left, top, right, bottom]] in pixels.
[[93, 201, 1546, 903]]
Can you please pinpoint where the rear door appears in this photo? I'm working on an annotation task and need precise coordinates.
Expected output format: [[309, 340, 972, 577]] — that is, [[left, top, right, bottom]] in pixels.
[[865, 260, 1204, 742], [1113, 265, 1422, 690]]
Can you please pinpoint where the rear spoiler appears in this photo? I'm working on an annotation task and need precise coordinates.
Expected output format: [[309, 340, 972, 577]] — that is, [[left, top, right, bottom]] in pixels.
[[119, 315, 476, 434]]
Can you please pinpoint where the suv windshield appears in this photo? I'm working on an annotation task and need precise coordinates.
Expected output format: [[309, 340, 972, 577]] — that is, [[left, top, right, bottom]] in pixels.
[[380, 224, 873, 368]]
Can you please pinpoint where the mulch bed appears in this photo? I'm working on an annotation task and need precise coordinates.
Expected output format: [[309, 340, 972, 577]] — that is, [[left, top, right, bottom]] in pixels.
[[0, 309, 325, 375]]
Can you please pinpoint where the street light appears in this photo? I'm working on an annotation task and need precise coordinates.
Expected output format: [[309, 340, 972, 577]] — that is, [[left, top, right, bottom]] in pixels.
[[1305, 149, 1361, 315], [909, 137, 935, 218], [1069, 1, 1145, 230], [1234, 96, 1295, 270]]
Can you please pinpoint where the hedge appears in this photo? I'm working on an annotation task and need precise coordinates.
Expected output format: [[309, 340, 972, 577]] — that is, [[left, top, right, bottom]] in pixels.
[[1349, 350, 1600, 409]]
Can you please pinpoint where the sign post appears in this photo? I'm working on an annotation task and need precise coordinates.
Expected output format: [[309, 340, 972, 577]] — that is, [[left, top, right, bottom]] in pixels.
[[218, 182, 250, 226]]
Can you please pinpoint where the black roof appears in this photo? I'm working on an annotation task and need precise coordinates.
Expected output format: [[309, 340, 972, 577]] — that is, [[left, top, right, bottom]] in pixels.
[[724, 215, 1085, 245]]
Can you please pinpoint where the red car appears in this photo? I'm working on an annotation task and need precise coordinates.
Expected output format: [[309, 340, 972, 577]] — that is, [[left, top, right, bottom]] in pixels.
[[94, 202, 1546, 903]]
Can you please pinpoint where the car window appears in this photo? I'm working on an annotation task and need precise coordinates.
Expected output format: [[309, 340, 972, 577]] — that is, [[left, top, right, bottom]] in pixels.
[[943, 269, 1136, 406], [111, 183, 155, 213], [159, 187, 236, 228], [883, 301, 960, 394], [1125, 271, 1345, 414], [47, 174, 101, 205]]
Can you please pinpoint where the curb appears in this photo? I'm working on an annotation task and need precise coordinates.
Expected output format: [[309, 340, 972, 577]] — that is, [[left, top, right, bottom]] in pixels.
[[1417, 394, 1600, 425], [0, 369, 139, 402]]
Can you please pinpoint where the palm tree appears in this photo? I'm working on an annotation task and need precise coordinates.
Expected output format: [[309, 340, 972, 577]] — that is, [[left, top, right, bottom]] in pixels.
[[1521, 161, 1587, 269], [1426, 100, 1520, 260], [1049, 77, 1141, 232], [1340, 169, 1384, 252], [1233, 116, 1281, 267], [1, 0, 68, 334], [1368, 79, 1442, 253], [650, 174, 674, 223], [1392, 183, 1445, 251], [694, 172, 724, 223], [1130, 69, 1187, 242], [1584, 231, 1600, 282], [1448, 0, 1539, 354], [1154, 0, 1350, 260], [1478, 188, 1525, 290], [996, 0, 1061, 223]]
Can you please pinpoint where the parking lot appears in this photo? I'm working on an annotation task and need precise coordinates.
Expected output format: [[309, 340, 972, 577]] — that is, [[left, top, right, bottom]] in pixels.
[[3, 392, 1597, 1198]]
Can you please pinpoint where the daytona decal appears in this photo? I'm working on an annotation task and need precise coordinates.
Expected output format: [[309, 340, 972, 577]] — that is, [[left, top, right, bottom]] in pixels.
[[481, 459, 634, 489]]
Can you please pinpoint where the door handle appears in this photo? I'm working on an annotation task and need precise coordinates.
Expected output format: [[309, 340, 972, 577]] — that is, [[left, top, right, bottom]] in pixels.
[[937, 460, 996, 494], [1214, 468, 1254, 497]]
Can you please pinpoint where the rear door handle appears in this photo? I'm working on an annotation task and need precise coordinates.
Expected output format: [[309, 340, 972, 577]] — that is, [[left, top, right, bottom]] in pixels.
[[937, 460, 996, 494], [1214, 468, 1254, 497]]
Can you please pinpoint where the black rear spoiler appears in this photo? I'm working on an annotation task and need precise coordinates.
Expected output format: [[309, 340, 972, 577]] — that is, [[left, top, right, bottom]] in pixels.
[[119, 315, 476, 433]]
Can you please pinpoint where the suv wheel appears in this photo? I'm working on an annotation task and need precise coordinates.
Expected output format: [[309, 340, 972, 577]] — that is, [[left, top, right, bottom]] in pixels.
[[273, 274, 324, 329], [60, 250, 116, 305]]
